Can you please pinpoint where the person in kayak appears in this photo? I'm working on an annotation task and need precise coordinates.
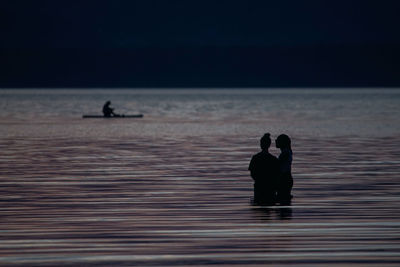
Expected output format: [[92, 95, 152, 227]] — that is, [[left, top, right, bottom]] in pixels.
[[102, 101, 117, 117]]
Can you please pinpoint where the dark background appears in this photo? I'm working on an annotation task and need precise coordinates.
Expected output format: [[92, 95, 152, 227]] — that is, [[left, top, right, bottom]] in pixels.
[[1, 0, 400, 87]]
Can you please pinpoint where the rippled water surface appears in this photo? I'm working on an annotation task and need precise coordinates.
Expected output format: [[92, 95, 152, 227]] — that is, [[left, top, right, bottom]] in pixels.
[[1, 89, 400, 266]]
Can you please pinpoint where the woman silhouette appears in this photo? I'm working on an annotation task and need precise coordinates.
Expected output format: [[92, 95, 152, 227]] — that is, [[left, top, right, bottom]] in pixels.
[[275, 134, 293, 203]]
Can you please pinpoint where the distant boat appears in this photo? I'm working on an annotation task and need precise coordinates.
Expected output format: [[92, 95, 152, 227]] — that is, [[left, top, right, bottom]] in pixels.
[[82, 114, 143, 118]]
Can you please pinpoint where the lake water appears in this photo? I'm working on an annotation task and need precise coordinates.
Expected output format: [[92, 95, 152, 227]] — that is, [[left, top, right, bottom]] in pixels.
[[1, 88, 400, 265]]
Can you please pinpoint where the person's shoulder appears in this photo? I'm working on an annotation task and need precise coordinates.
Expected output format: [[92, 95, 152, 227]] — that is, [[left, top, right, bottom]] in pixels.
[[251, 152, 267, 163], [256, 151, 278, 161], [268, 153, 279, 161], [262, 151, 277, 159], [252, 151, 264, 158], [249, 152, 262, 169]]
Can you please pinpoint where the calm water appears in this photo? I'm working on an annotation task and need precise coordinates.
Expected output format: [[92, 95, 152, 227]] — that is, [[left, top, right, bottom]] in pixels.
[[1, 89, 400, 266]]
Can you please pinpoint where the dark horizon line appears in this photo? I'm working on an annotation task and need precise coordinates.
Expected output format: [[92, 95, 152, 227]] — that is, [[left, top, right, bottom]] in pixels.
[[2, 43, 400, 50], [2, 86, 400, 89]]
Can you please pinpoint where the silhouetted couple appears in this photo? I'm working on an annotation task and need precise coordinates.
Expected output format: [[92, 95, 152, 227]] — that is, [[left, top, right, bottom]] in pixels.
[[249, 133, 293, 205]]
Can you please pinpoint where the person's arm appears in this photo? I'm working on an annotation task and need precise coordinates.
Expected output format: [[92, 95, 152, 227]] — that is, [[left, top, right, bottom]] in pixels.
[[249, 157, 257, 181], [279, 152, 291, 174]]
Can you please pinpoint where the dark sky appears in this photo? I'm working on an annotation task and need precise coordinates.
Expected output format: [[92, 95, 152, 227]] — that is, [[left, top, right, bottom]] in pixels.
[[1, 0, 400, 87]]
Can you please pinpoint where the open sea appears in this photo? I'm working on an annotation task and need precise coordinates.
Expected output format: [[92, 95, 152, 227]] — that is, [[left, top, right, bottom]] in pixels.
[[1, 88, 400, 266]]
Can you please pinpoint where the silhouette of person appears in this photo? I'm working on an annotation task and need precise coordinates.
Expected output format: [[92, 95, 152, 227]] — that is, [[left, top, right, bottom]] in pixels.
[[102, 101, 116, 117], [249, 133, 279, 205], [275, 134, 293, 203]]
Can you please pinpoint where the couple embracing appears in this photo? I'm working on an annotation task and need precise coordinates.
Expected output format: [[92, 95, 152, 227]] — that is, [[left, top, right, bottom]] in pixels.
[[249, 133, 293, 205]]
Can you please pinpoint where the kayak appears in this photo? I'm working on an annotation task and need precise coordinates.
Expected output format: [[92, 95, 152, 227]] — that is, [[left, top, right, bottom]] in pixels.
[[82, 114, 143, 118]]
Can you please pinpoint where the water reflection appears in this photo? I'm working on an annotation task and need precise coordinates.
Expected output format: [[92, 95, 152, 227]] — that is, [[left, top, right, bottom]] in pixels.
[[251, 206, 293, 221], [1, 135, 400, 265]]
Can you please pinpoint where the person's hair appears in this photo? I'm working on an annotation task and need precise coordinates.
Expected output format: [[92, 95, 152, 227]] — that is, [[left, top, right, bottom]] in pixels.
[[276, 134, 292, 151], [260, 133, 271, 150]]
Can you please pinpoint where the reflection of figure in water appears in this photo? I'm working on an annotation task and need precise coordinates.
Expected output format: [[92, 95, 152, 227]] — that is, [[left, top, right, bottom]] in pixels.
[[252, 207, 292, 220], [248, 133, 279, 205], [275, 134, 293, 203], [102, 101, 117, 117]]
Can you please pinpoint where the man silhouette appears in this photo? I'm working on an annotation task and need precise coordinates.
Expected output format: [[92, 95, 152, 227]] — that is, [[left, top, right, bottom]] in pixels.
[[249, 133, 279, 205]]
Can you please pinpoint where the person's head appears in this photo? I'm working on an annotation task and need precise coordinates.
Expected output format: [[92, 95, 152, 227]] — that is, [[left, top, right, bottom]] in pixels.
[[105, 101, 111, 105], [260, 133, 271, 151], [275, 134, 291, 150]]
